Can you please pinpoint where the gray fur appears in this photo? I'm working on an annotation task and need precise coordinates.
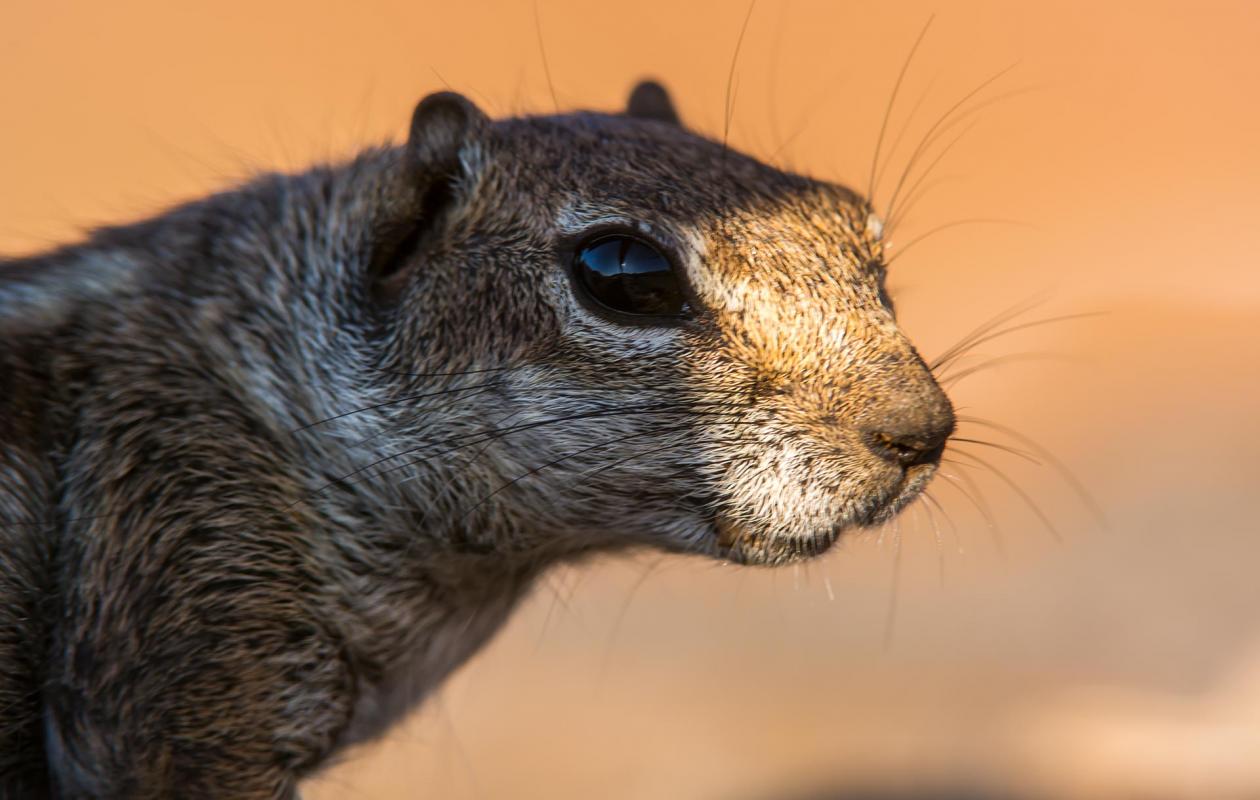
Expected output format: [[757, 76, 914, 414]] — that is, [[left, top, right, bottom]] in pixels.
[[0, 83, 952, 798]]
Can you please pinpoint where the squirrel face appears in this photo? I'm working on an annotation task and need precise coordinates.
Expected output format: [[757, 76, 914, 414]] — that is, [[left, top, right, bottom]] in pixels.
[[382, 84, 954, 566]]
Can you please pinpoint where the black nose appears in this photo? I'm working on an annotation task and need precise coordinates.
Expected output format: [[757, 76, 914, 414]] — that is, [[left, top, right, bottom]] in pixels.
[[848, 347, 955, 469], [862, 393, 955, 468], [864, 426, 951, 467]]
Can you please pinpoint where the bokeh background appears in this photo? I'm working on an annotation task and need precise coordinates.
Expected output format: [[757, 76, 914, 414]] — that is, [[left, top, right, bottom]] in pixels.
[[3, 1, 1258, 798]]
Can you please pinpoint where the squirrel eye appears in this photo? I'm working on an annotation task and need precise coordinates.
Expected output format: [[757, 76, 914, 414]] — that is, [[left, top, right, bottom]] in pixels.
[[572, 234, 686, 320]]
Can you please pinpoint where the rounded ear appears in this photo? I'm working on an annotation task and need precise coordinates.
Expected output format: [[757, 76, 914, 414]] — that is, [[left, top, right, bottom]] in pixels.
[[626, 80, 681, 126], [371, 93, 488, 303], [406, 91, 488, 176]]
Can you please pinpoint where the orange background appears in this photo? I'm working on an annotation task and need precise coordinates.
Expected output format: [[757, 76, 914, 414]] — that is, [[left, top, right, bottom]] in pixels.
[[3, 2, 1259, 798]]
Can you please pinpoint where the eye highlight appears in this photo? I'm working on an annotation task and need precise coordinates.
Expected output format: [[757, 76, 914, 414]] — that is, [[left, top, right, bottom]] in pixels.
[[572, 234, 687, 321]]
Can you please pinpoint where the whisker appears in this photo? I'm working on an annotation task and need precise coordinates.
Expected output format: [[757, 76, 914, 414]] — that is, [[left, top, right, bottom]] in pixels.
[[929, 293, 1051, 371], [300, 402, 744, 503], [885, 83, 1040, 228], [597, 555, 666, 680], [872, 77, 940, 201], [536, 570, 574, 647], [352, 386, 761, 451], [937, 468, 1004, 558], [370, 365, 519, 379], [932, 311, 1106, 373], [947, 447, 1061, 542], [418, 405, 537, 511], [868, 14, 935, 204], [950, 436, 1041, 465], [722, 0, 758, 157], [372, 403, 745, 484], [922, 489, 962, 554], [884, 118, 979, 235], [884, 174, 964, 238], [401, 419, 757, 567], [347, 385, 501, 449], [347, 382, 760, 450], [533, 0, 560, 114], [939, 351, 1073, 388], [456, 419, 744, 520], [884, 61, 1020, 220], [579, 419, 762, 480], [956, 415, 1107, 527], [917, 495, 947, 587], [766, 74, 849, 165], [291, 380, 502, 433], [885, 217, 1031, 266], [882, 517, 903, 651]]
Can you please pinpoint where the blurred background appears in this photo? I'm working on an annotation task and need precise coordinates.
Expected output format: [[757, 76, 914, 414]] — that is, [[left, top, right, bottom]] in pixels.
[[3, 1, 1258, 798]]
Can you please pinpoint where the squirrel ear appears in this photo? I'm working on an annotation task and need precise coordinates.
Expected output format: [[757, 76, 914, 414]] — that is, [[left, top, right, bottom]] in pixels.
[[406, 91, 488, 176], [371, 93, 487, 304], [626, 80, 681, 126]]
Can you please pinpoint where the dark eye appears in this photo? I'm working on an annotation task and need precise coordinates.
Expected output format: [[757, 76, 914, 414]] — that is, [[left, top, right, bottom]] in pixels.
[[572, 234, 687, 320]]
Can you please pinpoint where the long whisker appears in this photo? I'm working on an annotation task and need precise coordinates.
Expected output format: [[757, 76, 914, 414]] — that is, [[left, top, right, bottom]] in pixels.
[[765, 76, 843, 165], [950, 436, 1041, 465], [370, 365, 519, 379], [536, 569, 574, 646], [722, 0, 758, 157], [937, 468, 1003, 557], [415, 404, 537, 502], [917, 494, 946, 587], [403, 419, 755, 567], [457, 418, 751, 520], [939, 351, 1073, 388], [885, 83, 1039, 227], [301, 402, 744, 503], [598, 555, 666, 679], [348, 385, 502, 449], [533, 0, 560, 114], [922, 489, 961, 554], [882, 518, 903, 651], [929, 293, 1051, 371], [580, 419, 762, 480], [947, 447, 1060, 542], [373, 404, 746, 485], [291, 381, 502, 433], [871, 77, 940, 197], [884, 118, 979, 235], [956, 415, 1107, 527], [885, 218, 1031, 266], [884, 61, 1019, 219], [932, 311, 1106, 373], [868, 15, 935, 204], [350, 382, 763, 448], [884, 175, 963, 238], [316, 379, 762, 448]]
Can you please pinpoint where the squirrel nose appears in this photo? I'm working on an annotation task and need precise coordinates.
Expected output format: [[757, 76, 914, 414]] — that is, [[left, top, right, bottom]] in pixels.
[[861, 394, 955, 468], [864, 425, 951, 467]]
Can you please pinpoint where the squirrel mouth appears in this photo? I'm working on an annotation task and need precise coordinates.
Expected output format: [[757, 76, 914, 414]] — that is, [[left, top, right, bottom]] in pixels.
[[707, 462, 940, 566], [711, 515, 846, 566], [865, 461, 939, 527]]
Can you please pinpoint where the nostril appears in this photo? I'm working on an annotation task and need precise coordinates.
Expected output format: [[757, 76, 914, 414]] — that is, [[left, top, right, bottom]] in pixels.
[[865, 429, 949, 467]]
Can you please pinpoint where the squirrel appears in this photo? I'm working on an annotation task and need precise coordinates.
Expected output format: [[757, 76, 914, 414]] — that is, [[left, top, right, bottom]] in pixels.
[[0, 81, 954, 798]]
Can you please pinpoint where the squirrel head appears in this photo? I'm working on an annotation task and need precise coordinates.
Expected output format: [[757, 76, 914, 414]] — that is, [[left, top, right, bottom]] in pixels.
[[363, 81, 953, 565]]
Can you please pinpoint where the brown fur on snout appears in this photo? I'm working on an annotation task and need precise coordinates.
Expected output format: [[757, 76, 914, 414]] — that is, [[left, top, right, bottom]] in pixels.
[[0, 82, 952, 796]]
